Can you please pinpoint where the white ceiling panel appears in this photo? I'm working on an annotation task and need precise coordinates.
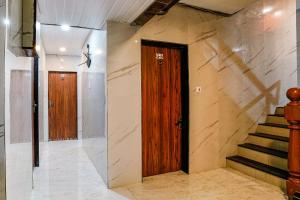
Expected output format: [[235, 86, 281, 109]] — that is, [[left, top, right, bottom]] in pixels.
[[37, 0, 155, 29], [180, 0, 257, 14], [41, 25, 91, 56]]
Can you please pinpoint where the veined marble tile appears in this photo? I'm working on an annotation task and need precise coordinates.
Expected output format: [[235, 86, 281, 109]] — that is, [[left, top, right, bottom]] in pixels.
[[106, 0, 297, 187]]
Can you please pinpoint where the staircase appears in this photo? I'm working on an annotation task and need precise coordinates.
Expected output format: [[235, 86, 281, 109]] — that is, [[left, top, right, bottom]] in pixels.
[[227, 107, 289, 190]]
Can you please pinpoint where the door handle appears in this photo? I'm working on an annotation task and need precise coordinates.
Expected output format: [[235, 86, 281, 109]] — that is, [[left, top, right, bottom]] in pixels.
[[175, 118, 183, 129], [32, 103, 38, 113], [49, 100, 54, 108]]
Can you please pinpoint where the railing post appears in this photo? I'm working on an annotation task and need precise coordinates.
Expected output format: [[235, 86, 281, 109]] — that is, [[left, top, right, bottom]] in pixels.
[[285, 88, 300, 200]]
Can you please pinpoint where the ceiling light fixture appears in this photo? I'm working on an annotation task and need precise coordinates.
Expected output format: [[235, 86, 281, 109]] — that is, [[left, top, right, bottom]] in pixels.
[[36, 21, 41, 30], [3, 18, 9, 25], [95, 49, 103, 55], [59, 47, 66, 52], [35, 45, 41, 52], [61, 24, 71, 31], [262, 7, 273, 14]]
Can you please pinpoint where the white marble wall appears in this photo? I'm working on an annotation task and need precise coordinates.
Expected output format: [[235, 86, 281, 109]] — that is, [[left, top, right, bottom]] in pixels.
[[5, 50, 33, 200], [82, 72, 106, 182], [106, 0, 297, 188], [81, 30, 107, 184]]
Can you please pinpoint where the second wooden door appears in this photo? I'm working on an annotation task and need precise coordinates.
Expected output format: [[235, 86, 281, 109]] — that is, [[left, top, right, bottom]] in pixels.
[[142, 44, 183, 177], [48, 72, 77, 141]]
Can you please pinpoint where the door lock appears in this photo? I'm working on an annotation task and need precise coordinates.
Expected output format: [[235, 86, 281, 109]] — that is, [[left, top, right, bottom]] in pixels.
[[49, 100, 54, 108], [175, 118, 183, 129]]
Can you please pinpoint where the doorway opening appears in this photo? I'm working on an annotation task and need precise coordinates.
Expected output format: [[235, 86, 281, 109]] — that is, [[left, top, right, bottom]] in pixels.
[[48, 71, 78, 141], [141, 40, 189, 177]]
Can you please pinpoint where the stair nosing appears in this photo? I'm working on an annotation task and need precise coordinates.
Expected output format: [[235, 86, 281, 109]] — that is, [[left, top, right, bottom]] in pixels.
[[268, 114, 284, 117], [249, 132, 289, 142], [259, 123, 289, 129], [227, 155, 288, 180], [238, 143, 288, 159]]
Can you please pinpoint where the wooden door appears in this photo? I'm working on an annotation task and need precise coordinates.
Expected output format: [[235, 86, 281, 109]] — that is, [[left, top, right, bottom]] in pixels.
[[48, 72, 77, 141], [142, 44, 182, 177]]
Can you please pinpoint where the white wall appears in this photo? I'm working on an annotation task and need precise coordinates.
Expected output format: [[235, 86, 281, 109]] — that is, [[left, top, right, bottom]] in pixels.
[[46, 55, 81, 72], [5, 49, 33, 200], [81, 30, 107, 184]]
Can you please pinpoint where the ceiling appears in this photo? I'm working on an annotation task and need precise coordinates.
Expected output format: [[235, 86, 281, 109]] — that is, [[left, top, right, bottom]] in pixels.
[[37, 0, 155, 29], [39, 0, 260, 56], [180, 0, 257, 14], [41, 25, 91, 56]]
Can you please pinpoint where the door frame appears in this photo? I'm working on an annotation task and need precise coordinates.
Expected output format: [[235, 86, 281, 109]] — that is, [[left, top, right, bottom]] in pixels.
[[33, 55, 39, 167], [141, 39, 189, 174], [48, 71, 78, 141]]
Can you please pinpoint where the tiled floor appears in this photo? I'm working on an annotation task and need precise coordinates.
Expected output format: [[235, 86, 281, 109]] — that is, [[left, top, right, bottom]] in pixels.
[[31, 140, 288, 200]]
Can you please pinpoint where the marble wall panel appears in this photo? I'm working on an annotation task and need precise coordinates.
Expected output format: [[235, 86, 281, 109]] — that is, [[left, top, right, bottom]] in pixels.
[[82, 72, 106, 181], [81, 30, 107, 184], [5, 62, 33, 200], [107, 0, 297, 188], [10, 70, 32, 144]]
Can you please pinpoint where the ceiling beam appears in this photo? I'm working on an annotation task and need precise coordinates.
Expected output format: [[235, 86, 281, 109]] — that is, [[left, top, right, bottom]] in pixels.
[[131, 0, 180, 26]]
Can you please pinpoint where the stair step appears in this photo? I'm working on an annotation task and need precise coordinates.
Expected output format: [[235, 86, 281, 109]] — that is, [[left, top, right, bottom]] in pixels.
[[266, 115, 288, 125], [260, 123, 288, 129], [275, 107, 284, 115], [294, 193, 300, 200], [227, 156, 288, 179], [248, 133, 289, 152], [257, 123, 289, 137], [238, 143, 287, 170], [227, 156, 287, 191], [238, 143, 287, 158], [249, 133, 288, 142]]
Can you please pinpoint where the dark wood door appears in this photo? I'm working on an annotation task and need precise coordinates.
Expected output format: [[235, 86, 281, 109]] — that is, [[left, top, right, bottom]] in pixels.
[[48, 72, 77, 141], [142, 45, 182, 177]]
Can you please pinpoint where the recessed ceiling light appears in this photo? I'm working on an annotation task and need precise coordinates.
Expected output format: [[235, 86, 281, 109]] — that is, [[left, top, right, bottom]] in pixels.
[[3, 18, 9, 25], [36, 21, 41, 30], [95, 49, 103, 55], [35, 45, 41, 52], [59, 47, 66, 52], [61, 24, 70, 31], [262, 7, 273, 14]]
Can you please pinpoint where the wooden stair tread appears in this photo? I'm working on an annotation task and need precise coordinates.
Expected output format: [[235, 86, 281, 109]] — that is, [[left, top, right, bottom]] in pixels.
[[249, 133, 289, 142], [238, 143, 288, 159], [227, 155, 288, 180], [294, 193, 300, 200], [259, 123, 288, 129]]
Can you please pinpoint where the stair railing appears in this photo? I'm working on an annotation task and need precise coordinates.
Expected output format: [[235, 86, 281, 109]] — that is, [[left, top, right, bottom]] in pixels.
[[284, 88, 300, 200]]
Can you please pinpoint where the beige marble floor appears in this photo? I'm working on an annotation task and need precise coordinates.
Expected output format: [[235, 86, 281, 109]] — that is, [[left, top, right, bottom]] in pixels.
[[32, 140, 287, 200], [115, 169, 288, 200]]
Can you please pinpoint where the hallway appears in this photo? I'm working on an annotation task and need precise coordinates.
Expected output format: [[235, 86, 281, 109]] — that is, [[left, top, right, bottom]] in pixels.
[[31, 141, 288, 200], [31, 141, 123, 200]]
